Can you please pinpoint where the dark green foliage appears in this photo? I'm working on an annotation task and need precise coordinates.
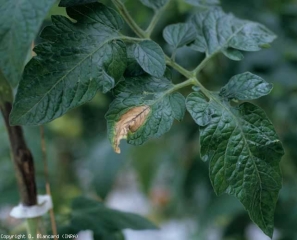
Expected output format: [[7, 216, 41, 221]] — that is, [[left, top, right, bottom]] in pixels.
[[0, 0, 289, 238], [106, 74, 185, 151], [10, 3, 127, 125], [59, 197, 156, 239], [0, 0, 55, 86]]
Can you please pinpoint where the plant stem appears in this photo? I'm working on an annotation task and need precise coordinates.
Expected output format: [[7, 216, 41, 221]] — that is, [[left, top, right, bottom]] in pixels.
[[165, 78, 197, 95], [120, 35, 145, 42], [111, 0, 146, 38], [0, 72, 37, 206], [113, 0, 213, 97], [26, 217, 42, 237], [192, 51, 219, 76], [40, 126, 58, 239], [1, 71, 41, 236], [145, 1, 171, 37], [165, 56, 193, 79], [0, 71, 13, 105]]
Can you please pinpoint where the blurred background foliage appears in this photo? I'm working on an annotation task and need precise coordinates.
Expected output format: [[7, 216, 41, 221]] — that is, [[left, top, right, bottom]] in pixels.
[[1, 0, 297, 239]]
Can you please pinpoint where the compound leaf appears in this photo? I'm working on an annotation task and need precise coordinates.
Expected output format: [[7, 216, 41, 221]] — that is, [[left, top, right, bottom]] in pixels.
[[0, 0, 55, 86], [190, 8, 276, 59], [106, 74, 186, 153], [139, 0, 169, 10], [10, 3, 127, 126], [186, 77, 284, 237], [220, 72, 273, 101], [163, 23, 196, 50], [131, 40, 166, 78]]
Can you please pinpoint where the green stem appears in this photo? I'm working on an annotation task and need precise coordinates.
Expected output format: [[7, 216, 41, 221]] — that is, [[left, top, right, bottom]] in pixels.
[[165, 56, 193, 79], [1, 71, 45, 237], [111, 0, 146, 38], [192, 78, 214, 100], [120, 35, 145, 42], [0, 71, 13, 105], [26, 218, 40, 237], [153, 78, 196, 105], [145, 1, 171, 37], [192, 51, 219, 76], [166, 78, 197, 95], [114, 0, 213, 98]]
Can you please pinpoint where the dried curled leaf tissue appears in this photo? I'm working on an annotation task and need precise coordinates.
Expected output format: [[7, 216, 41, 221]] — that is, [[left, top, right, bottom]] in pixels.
[[113, 106, 150, 153]]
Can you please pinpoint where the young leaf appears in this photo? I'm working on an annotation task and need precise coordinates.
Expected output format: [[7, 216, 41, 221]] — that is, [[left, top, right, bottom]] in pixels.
[[220, 72, 273, 101], [190, 8, 276, 59], [185, 0, 220, 8], [106, 74, 186, 153], [0, 0, 55, 86], [63, 197, 157, 236], [10, 3, 127, 126], [139, 0, 170, 10], [59, 0, 97, 7], [131, 40, 166, 78], [186, 88, 284, 237], [163, 23, 197, 50]]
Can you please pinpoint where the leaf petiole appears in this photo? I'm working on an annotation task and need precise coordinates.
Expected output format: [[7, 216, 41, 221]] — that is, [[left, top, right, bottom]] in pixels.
[[120, 35, 145, 43], [192, 51, 220, 77], [145, 0, 172, 37], [113, 0, 214, 100], [111, 0, 146, 38]]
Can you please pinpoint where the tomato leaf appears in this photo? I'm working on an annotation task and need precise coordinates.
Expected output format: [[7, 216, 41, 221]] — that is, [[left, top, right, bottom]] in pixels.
[[131, 40, 166, 78], [190, 8, 276, 59], [0, 0, 55, 86], [10, 3, 127, 125], [219, 72, 273, 101], [163, 23, 197, 50], [60, 197, 157, 237], [186, 74, 284, 237], [106, 74, 186, 153]]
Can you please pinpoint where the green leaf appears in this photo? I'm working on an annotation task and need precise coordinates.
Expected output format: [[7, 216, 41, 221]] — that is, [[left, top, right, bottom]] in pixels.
[[219, 72, 273, 101], [10, 3, 127, 126], [185, 0, 220, 8], [169, 93, 186, 121], [163, 23, 197, 50], [105, 74, 186, 153], [222, 48, 244, 61], [190, 8, 276, 58], [186, 90, 284, 237], [131, 40, 166, 78], [139, 0, 169, 10], [0, 0, 55, 86], [124, 44, 146, 77], [68, 197, 157, 235], [89, 140, 127, 199], [59, 0, 97, 7]]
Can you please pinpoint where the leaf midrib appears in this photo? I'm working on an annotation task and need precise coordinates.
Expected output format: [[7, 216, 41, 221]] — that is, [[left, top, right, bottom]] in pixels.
[[14, 35, 122, 124], [211, 96, 267, 229], [205, 17, 247, 56]]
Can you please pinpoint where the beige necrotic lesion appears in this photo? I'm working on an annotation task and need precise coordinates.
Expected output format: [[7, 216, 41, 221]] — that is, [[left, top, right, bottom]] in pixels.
[[113, 105, 151, 153]]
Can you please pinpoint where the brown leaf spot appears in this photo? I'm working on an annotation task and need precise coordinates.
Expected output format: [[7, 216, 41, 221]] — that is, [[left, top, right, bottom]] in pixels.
[[114, 106, 150, 153]]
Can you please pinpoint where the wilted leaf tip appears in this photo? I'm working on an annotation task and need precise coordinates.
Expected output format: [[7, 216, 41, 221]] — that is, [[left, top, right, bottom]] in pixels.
[[113, 106, 151, 153]]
